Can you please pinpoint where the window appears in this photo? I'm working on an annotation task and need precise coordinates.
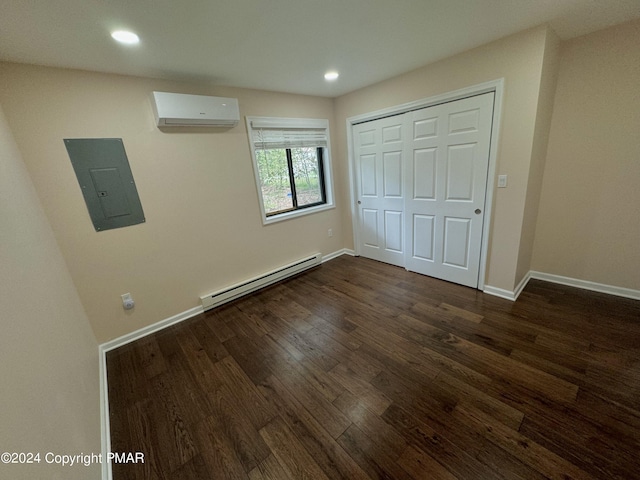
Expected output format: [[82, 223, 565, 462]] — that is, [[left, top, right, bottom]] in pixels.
[[247, 117, 334, 223]]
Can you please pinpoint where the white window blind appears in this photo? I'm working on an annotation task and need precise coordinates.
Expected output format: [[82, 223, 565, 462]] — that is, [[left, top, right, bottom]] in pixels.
[[250, 118, 328, 150]]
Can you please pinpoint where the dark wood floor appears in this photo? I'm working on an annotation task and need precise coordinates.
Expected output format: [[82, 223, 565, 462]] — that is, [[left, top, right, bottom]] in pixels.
[[107, 255, 640, 479]]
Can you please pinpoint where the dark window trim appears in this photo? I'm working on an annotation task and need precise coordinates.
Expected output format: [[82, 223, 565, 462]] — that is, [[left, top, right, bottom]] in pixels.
[[286, 149, 298, 209]]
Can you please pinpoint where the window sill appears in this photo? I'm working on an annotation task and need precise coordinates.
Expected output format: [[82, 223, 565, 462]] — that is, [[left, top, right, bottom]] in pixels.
[[262, 202, 335, 225]]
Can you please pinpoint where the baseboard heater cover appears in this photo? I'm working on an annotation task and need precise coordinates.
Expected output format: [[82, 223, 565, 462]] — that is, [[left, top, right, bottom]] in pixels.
[[200, 253, 322, 311]]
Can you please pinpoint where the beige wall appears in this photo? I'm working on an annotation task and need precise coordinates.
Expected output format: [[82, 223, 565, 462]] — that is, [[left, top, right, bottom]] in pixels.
[[532, 19, 640, 290], [334, 26, 553, 292], [0, 104, 101, 479], [0, 64, 346, 342], [515, 28, 561, 283]]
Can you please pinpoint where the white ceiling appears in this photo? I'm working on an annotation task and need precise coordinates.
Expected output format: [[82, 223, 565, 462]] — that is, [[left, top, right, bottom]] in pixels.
[[1, 0, 639, 97]]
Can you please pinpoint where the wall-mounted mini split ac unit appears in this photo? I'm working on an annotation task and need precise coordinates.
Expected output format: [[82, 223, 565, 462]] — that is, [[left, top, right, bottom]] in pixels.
[[151, 91, 240, 127]]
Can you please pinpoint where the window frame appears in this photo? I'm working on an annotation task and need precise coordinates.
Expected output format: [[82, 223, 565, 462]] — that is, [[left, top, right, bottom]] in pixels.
[[246, 116, 335, 225]]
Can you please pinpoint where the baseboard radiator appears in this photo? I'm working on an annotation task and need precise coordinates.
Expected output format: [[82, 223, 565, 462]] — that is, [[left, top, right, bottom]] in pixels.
[[200, 253, 322, 311]]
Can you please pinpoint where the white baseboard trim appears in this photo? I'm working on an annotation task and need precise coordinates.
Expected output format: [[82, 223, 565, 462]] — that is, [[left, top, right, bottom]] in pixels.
[[529, 271, 640, 301], [322, 248, 355, 262], [100, 305, 204, 353], [485, 270, 640, 303], [99, 345, 112, 480], [484, 271, 531, 301], [513, 271, 533, 300], [483, 285, 518, 301]]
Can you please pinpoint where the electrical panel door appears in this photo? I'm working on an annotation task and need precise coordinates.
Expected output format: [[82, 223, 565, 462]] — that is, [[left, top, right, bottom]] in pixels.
[[64, 138, 145, 231]]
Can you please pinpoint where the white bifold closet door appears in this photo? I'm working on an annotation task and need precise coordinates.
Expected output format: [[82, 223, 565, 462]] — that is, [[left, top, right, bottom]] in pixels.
[[354, 92, 494, 288], [353, 114, 406, 268]]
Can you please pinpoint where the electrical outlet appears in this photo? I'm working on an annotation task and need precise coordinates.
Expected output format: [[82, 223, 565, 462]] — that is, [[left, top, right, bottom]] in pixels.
[[121, 293, 135, 310], [328, 228, 333, 237]]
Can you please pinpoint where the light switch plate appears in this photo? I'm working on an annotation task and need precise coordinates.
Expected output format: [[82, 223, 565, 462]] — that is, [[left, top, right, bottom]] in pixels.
[[498, 175, 508, 188]]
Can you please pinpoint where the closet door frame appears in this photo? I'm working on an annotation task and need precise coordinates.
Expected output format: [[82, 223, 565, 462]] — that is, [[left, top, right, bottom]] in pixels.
[[346, 79, 504, 290]]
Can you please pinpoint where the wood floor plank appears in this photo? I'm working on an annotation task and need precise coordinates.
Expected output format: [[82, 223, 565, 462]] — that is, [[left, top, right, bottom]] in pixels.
[[167, 454, 210, 480], [107, 344, 153, 406], [332, 390, 407, 460], [152, 350, 212, 429], [574, 389, 640, 443], [286, 277, 359, 332], [118, 400, 164, 480], [355, 342, 437, 391], [193, 416, 250, 480], [222, 331, 272, 384], [263, 288, 315, 334], [410, 302, 536, 357], [432, 371, 525, 431], [382, 402, 521, 480], [189, 320, 229, 363], [134, 336, 168, 379], [107, 256, 640, 480], [392, 311, 580, 403], [297, 357, 346, 402], [174, 326, 222, 391], [453, 403, 596, 480], [257, 375, 370, 480], [262, 329, 346, 402], [201, 308, 236, 343], [441, 331, 580, 403], [336, 424, 416, 480], [260, 311, 339, 372], [350, 324, 443, 381], [199, 389, 272, 474], [374, 372, 546, 480], [148, 372, 199, 472], [268, 355, 351, 439], [210, 356, 277, 430], [518, 408, 639, 479], [301, 312, 362, 350], [397, 445, 459, 480], [259, 416, 331, 480], [302, 325, 360, 364], [439, 302, 484, 323], [328, 362, 392, 415], [247, 454, 294, 480]]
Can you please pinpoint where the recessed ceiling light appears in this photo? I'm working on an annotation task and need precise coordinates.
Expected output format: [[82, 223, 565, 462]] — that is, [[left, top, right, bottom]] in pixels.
[[324, 71, 339, 81], [111, 30, 140, 45]]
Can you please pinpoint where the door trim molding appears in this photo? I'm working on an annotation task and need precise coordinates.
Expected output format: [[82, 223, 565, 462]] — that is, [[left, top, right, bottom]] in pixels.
[[346, 79, 505, 290]]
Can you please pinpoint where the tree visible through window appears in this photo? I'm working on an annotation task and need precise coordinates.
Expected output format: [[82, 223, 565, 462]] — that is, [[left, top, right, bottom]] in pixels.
[[256, 147, 325, 215]]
